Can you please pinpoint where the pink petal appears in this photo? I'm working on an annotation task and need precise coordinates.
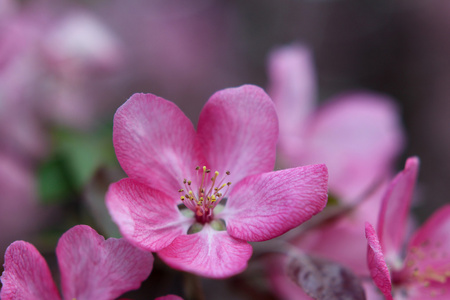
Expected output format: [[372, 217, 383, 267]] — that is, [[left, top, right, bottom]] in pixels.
[[365, 222, 393, 300], [157, 225, 253, 278], [106, 179, 192, 252], [222, 164, 328, 242], [0, 153, 52, 255], [292, 183, 386, 277], [197, 85, 278, 185], [377, 157, 419, 261], [267, 44, 316, 162], [0, 241, 60, 300], [294, 223, 369, 277], [405, 280, 450, 300], [113, 93, 206, 201], [403, 205, 450, 282], [300, 93, 405, 202], [56, 225, 154, 300]]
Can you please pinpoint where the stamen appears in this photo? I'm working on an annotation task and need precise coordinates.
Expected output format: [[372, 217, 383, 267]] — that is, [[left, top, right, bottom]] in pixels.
[[179, 166, 232, 224]]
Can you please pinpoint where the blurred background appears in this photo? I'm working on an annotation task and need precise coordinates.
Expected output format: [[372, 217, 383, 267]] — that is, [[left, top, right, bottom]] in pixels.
[[1, 0, 449, 298]]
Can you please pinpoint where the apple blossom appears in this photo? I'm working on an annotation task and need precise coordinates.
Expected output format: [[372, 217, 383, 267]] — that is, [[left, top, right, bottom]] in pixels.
[[268, 44, 404, 203], [106, 84, 329, 278], [365, 157, 450, 299], [0, 225, 153, 300]]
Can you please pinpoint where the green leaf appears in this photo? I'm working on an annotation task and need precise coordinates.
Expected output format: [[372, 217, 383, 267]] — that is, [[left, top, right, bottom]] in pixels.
[[37, 154, 73, 204]]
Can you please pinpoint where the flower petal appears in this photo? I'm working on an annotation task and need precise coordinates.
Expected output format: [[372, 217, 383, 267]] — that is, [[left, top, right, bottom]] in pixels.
[[0, 241, 60, 300], [405, 280, 450, 300], [106, 178, 192, 252], [113, 93, 206, 200], [222, 164, 328, 242], [300, 93, 405, 202], [157, 225, 253, 278], [293, 181, 386, 277], [377, 157, 419, 261], [197, 85, 278, 184], [365, 222, 393, 300], [403, 205, 450, 281], [267, 44, 316, 162], [56, 225, 154, 300]]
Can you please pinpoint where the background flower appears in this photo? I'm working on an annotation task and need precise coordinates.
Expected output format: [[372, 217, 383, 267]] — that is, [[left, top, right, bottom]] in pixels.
[[364, 157, 450, 299]]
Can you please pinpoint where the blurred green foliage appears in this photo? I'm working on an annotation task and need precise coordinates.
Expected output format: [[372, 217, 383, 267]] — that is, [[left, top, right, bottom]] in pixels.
[[37, 124, 117, 204]]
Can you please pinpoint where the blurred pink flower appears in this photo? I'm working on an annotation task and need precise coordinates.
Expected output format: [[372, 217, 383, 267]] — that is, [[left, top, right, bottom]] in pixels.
[[0, 1, 124, 140], [106, 85, 328, 278], [365, 157, 450, 299], [0, 153, 51, 259], [0, 225, 153, 300], [267, 184, 387, 300], [265, 43, 405, 300], [0, 2, 47, 158], [37, 7, 124, 129], [268, 44, 405, 203]]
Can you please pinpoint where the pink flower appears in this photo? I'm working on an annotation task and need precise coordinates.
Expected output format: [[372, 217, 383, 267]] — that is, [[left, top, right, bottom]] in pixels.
[[365, 157, 450, 299], [268, 44, 404, 203], [0, 152, 53, 259], [267, 183, 387, 300], [265, 43, 404, 300], [0, 225, 153, 300], [106, 85, 329, 278]]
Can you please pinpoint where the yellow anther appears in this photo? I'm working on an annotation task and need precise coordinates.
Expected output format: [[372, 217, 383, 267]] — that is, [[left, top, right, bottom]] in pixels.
[[178, 189, 184, 193], [226, 171, 230, 175], [188, 181, 191, 185], [180, 196, 185, 201], [203, 166, 206, 172], [196, 166, 200, 170], [189, 191, 193, 195], [227, 182, 231, 186], [215, 171, 219, 176]]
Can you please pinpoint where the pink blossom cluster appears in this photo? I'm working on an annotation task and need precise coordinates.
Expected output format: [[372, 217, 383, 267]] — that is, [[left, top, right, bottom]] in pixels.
[[1, 8, 449, 296], [265, 44, 450, 300]]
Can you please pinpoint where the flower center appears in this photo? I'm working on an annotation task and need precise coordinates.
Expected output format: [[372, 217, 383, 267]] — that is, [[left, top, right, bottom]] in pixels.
[[179, 166, 231, 224]]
